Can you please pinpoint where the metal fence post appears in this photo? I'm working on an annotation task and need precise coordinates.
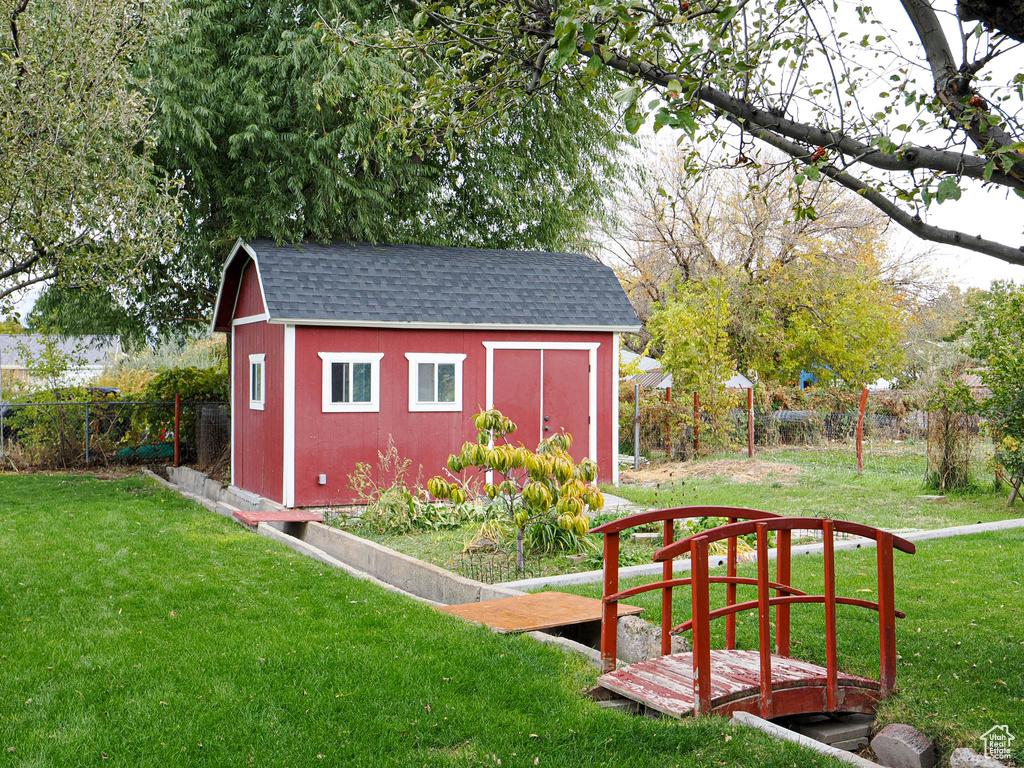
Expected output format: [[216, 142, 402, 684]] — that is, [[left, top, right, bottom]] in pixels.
[[84, 402, 90, 465], [633, 382, 640, 470], [174, 393, 181, 468], [747, 386, 754, 459], [856, 387, 869, 473], [693, 391, 700, 455]]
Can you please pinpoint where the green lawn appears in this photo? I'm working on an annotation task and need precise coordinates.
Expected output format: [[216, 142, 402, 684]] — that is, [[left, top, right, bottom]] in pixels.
[[355, 445, 1021, 579], [541, 529, 1024, 762], [1, 473, 847, 767], [608, 445, 1020, 532]]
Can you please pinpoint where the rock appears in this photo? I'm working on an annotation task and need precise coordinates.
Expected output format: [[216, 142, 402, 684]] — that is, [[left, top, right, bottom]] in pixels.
[[615, 615, 689, 663], [871, 724, 937, 768], [949, 747, 1009, 768]]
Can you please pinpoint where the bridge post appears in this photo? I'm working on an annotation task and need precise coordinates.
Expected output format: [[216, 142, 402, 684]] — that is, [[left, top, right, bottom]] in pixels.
[[775, 529, 791, 656], [601, 532, 620, 673], [877, 530, 897, 698], [661, 520, 674, 656], [823, 520, 839, 710], [726, 518, 737, 650], [690, 537, 712, 715], [756, 522, 773, 719]]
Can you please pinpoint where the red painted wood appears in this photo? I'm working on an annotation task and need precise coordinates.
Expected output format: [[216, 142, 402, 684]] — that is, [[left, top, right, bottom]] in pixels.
[[233, 510, 324, 525], [655, 517, 917, 561], [235, 260, 266, 318], [775, 529, 791, 656], [690, 537, 712, 715], [233, 315, 284, 503], [493, 348, 542, 447], [662, 519, 673, 657], [877, 531, 897, 698], [726, 517, 737, 650], [601, 532, 619, 673], [541, 349, 591, 463], [593, 511, 912, 720], [823, 520, 839, 710], [283, 328, 617, 506], [597, 650, 880, 719], [606, 575, 806, 604], [756, 522, 773, 718], [672, 594, 904, 635], [589, 505, 781, 535]]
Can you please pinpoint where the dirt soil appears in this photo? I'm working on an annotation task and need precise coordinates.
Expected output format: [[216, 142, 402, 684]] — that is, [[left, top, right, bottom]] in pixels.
[[621, 458, 804, 485]]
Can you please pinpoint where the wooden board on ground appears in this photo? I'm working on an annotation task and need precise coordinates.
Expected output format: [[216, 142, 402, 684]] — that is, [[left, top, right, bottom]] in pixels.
[[437, 591, 643, 633], [233, 510, 324, 526]]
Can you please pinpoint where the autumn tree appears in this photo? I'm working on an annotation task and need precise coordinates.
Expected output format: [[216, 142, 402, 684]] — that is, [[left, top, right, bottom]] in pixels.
[[614, 154, 911, 385], [0, 0, 179, 307], [648, 277, 736, 448], [331, 1, 1024, 266]]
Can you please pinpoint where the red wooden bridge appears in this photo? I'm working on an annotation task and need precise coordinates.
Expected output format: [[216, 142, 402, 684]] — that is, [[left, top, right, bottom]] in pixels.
[[590, 507, 915, 719]]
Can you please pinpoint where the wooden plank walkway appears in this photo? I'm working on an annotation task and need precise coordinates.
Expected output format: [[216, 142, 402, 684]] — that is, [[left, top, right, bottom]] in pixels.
[[233, 510, 324, 526], [437, 591, 643, 634], [597, 650, 880, 718]]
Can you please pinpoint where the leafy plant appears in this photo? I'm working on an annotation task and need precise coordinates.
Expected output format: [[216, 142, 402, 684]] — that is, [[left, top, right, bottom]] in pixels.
[[925, 378, 979, 492], [428, 409, 603, 570]]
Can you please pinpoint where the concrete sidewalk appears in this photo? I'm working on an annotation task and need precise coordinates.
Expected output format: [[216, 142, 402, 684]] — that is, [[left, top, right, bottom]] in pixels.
[[502, 515, 1024, 590]]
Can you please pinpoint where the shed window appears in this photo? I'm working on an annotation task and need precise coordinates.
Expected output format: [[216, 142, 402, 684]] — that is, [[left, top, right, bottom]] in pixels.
[[405, 353, 466, 412], [318, 353, 383, 413], [249, 354, 265, 410]]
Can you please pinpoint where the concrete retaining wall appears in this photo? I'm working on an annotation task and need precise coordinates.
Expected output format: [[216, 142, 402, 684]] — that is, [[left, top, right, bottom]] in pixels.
[[164, 465, 285, 514], [268, 520, 523, 606]]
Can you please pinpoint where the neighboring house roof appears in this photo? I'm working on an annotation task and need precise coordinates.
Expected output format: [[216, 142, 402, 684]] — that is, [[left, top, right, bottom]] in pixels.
[[625, 367, 753, 391], [0, 334, 120, 367], [212, 239, 641, 332], [620, 349, 662, 372], [722, 372, 754, 389]]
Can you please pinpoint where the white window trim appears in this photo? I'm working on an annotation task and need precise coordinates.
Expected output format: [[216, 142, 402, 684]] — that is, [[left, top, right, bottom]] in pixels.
[[318, 352, 384, 413], [405, 353, 466, 412], [248, 353, 265, 411]]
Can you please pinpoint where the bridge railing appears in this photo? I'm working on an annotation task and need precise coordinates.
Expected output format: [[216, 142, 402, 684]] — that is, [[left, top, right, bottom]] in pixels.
[[590, 508, 915, 717], [590, 506, 783, 671]]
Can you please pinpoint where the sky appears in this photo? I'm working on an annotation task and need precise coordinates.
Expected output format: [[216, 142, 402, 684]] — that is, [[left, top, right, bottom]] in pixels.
[[626, 0, 1024, 291]]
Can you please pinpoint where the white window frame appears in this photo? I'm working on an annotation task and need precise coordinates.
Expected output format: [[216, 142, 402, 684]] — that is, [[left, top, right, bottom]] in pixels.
[[318, 352, 384, 413], [405, 353, 466, 412], [248, 353, 265, 411]]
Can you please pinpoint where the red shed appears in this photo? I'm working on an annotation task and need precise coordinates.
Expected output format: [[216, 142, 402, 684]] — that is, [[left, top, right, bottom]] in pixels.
[[211, 239, 640, 507]]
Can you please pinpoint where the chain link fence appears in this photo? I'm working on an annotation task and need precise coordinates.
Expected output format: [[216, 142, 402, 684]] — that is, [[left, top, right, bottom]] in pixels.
[[0, 399, 230, 472], [620, 384, 931, 465]]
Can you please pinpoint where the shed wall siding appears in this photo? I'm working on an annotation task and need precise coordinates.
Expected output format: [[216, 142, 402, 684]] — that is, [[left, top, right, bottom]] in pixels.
[[235, 260, 266, 318], [233, 318, 285, 503], [291, 327, 615, 506]]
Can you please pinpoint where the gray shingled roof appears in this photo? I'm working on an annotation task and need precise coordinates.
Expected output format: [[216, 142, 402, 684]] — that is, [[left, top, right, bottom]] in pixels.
[[245, 239, 640, 330]]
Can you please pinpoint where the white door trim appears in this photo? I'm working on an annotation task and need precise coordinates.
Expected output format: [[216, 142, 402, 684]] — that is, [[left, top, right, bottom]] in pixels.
[[283, 324, 296, 508], [612, 333, 620, 486]]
